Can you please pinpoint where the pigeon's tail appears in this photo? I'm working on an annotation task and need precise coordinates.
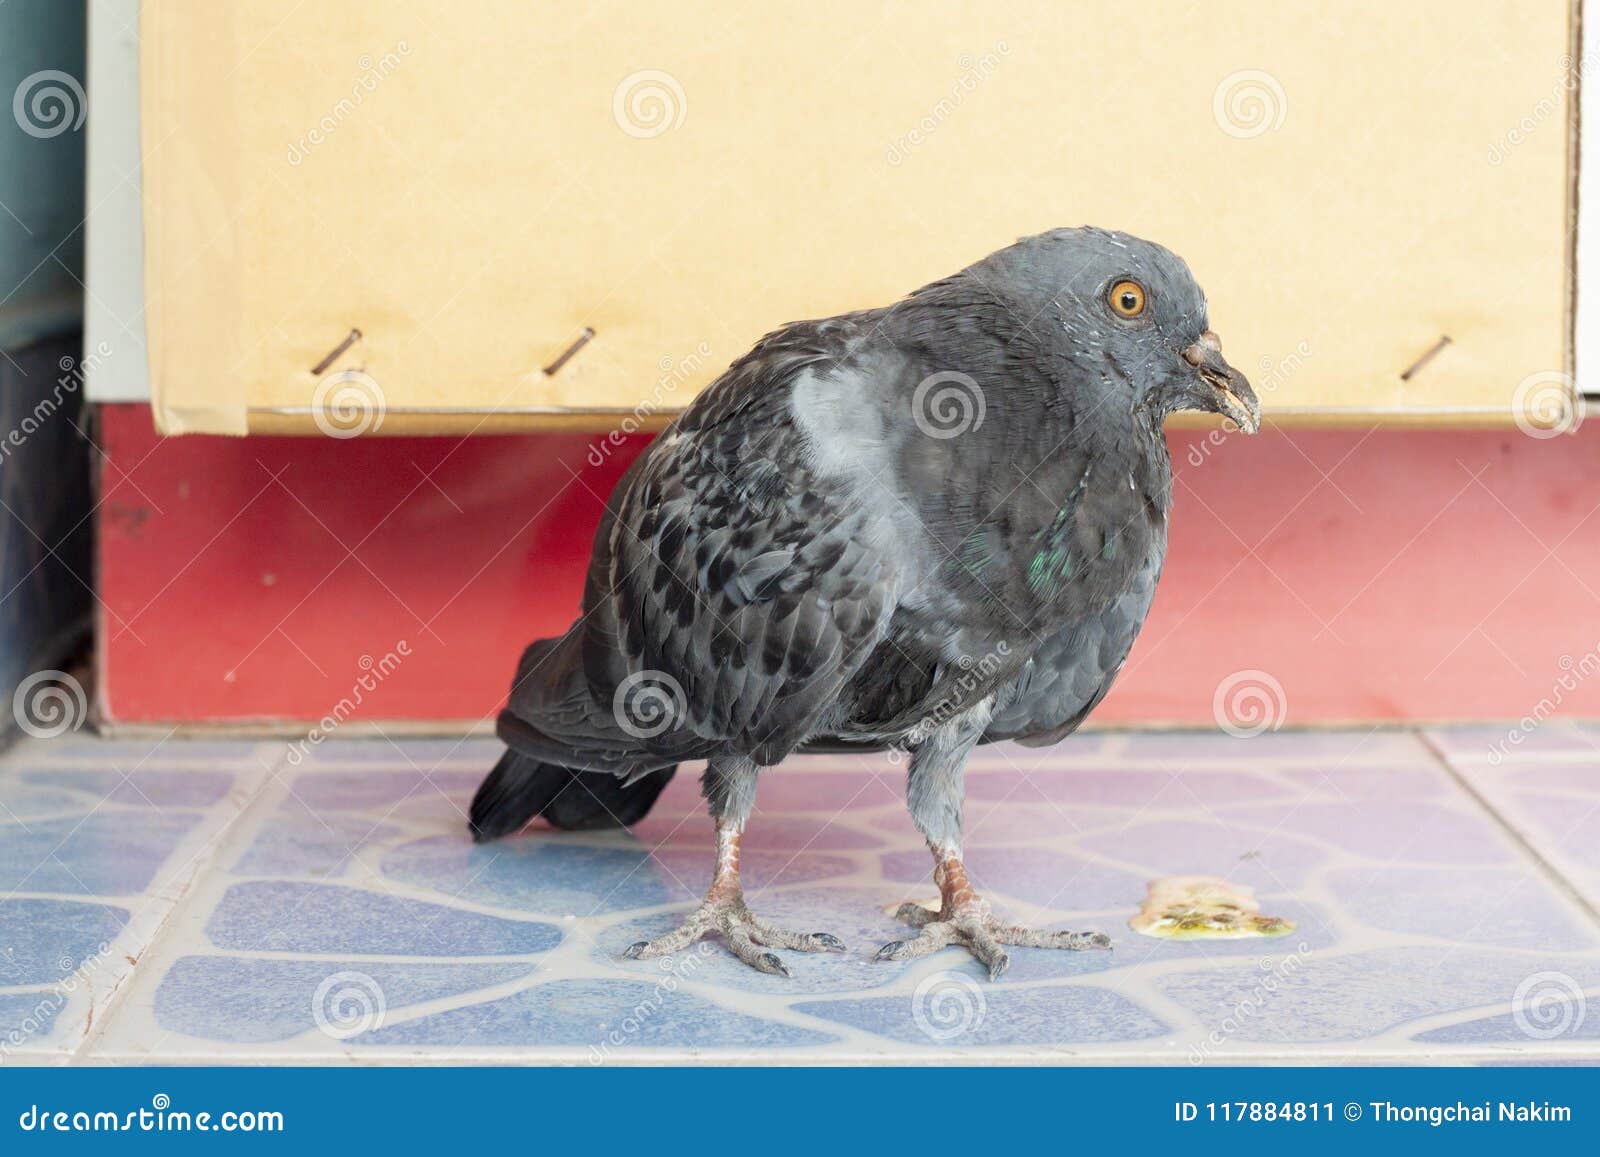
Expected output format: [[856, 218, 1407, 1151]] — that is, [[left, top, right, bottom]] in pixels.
[[469, 748, 676, 841]]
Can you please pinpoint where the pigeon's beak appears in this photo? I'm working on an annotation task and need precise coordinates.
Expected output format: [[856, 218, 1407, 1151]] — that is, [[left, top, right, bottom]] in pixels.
[[1182, 332, 1261, 435]]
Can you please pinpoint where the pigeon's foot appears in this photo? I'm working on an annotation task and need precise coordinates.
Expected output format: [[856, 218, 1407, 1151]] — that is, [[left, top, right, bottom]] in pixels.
[[875, 850, 1110, 980], [623, 893, 844, 976], [875, 899, 1111, 980], [621, 815, 841, 976]]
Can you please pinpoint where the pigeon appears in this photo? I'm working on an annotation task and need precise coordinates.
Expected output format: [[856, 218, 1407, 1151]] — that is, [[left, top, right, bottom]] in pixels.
[[471, 226, 1260, 979]]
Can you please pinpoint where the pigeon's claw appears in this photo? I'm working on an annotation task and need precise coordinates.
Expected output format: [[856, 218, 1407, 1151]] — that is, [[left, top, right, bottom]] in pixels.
[[877, 899, 1110, 981], [874, 904, 1011, 980], [623, 893, 844, 976]]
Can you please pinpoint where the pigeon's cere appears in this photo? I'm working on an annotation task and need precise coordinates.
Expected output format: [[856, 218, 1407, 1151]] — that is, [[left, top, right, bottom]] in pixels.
[[471, 227, 1260, 979]]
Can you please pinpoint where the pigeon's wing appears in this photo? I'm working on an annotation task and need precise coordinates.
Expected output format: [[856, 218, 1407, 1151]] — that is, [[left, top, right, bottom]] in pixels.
[[584, 318, 902, 765], [982, 549, 1160, 746]]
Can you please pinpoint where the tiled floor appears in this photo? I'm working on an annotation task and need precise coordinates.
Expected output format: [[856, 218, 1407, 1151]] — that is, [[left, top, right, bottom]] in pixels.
[[2, 726, 1597, 1064]]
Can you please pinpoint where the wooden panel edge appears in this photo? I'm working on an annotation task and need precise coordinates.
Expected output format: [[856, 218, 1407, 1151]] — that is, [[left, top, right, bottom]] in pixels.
[[235, 405, 1590, 437]]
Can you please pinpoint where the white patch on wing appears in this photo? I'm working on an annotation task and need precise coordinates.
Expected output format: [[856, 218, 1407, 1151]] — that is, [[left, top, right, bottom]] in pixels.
[[788, 367, 892, 480]]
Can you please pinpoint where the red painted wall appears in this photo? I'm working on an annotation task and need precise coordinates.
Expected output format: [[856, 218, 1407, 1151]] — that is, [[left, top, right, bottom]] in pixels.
[[96, 403, 1600, 728]]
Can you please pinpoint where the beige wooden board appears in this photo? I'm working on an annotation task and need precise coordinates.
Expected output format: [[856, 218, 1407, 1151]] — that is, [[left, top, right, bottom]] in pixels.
[[141, 1, 1577, 434]]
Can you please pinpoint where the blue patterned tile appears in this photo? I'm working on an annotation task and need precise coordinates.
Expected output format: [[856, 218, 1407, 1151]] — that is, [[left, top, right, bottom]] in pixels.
[[647, 846, 855, 895], [230, 806, 402, 879], [938, 799, 1086, 842], [1160, 947, 1600, 1044], [22, 769, 233, 807], [383, 836, 679, 914], [20, 737, 261, 765], [1075, 818, 1328, 888], [743, 813, 888, 851], [1326, 866, 1599, 951], [963, 767, 1289, 808], [1215, 799, 1514, 865], [775, 751, 917, 776], [1417, 1000, 1600, 1045], [0, 899, 128, 985], [0, 812, 204, 894], [865, 808, 928, 842], [153, 957, 532, 1044], [1117, 730, 1428, 763], [1503, 766, 1600, 793], [0, 783, 85, 820], [794, 981, 1168, 1047], [0, 992, 67, 1048], [1279, 765, 1450, 798], [1426, 724, 1600, 762], [632, 811, 886, 850], [750, 769, 904, 812], [15, 725, 1597, 1063], [289, 769, 481, 812], [358, 978, 838, 1051], [204, 881, 563, 957], [291, 739, 502, 767], [383, 834, 852, 915], [962, 735, 1120, 767], [1446, 766, 1600, 911], [881, 846, 1147, 911], [1509, 792, 1600, 874], [998, 903, 1333, 985]]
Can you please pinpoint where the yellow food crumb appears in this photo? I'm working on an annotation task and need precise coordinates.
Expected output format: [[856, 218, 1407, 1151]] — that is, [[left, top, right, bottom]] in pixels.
[[1130, 874, 1296, 940]]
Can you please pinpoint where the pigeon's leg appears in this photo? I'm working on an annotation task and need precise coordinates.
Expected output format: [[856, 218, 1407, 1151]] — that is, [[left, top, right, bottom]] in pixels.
[[622, 755, 844, 975], [878, 711, 1112, 979]]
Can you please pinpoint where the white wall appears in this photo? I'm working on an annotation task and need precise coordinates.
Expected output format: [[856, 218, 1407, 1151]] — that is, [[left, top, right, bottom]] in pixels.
[[83, 0, 149, 402]]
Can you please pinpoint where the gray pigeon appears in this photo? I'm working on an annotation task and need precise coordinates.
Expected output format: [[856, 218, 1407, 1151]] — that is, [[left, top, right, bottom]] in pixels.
[[471, 227, 1259, 979]]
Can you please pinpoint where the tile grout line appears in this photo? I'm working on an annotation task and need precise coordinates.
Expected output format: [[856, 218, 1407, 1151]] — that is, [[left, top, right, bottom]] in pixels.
[[1416, 730, 1600, 930], [64, 744, 295, 1064]]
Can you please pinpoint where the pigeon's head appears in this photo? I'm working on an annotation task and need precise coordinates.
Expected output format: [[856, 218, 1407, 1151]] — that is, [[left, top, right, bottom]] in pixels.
[[983, 227, 1261, 434]]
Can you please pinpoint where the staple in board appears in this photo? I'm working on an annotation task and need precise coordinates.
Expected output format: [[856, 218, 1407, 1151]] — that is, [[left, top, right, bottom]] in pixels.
[[311, 328, 363, 375], [1399, 335, 1451, 381], [542, 327, 597, 376]]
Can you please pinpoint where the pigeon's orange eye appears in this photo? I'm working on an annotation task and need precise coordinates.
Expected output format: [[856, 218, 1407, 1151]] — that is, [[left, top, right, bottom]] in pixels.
[[1108, 280, 1146, 318]]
